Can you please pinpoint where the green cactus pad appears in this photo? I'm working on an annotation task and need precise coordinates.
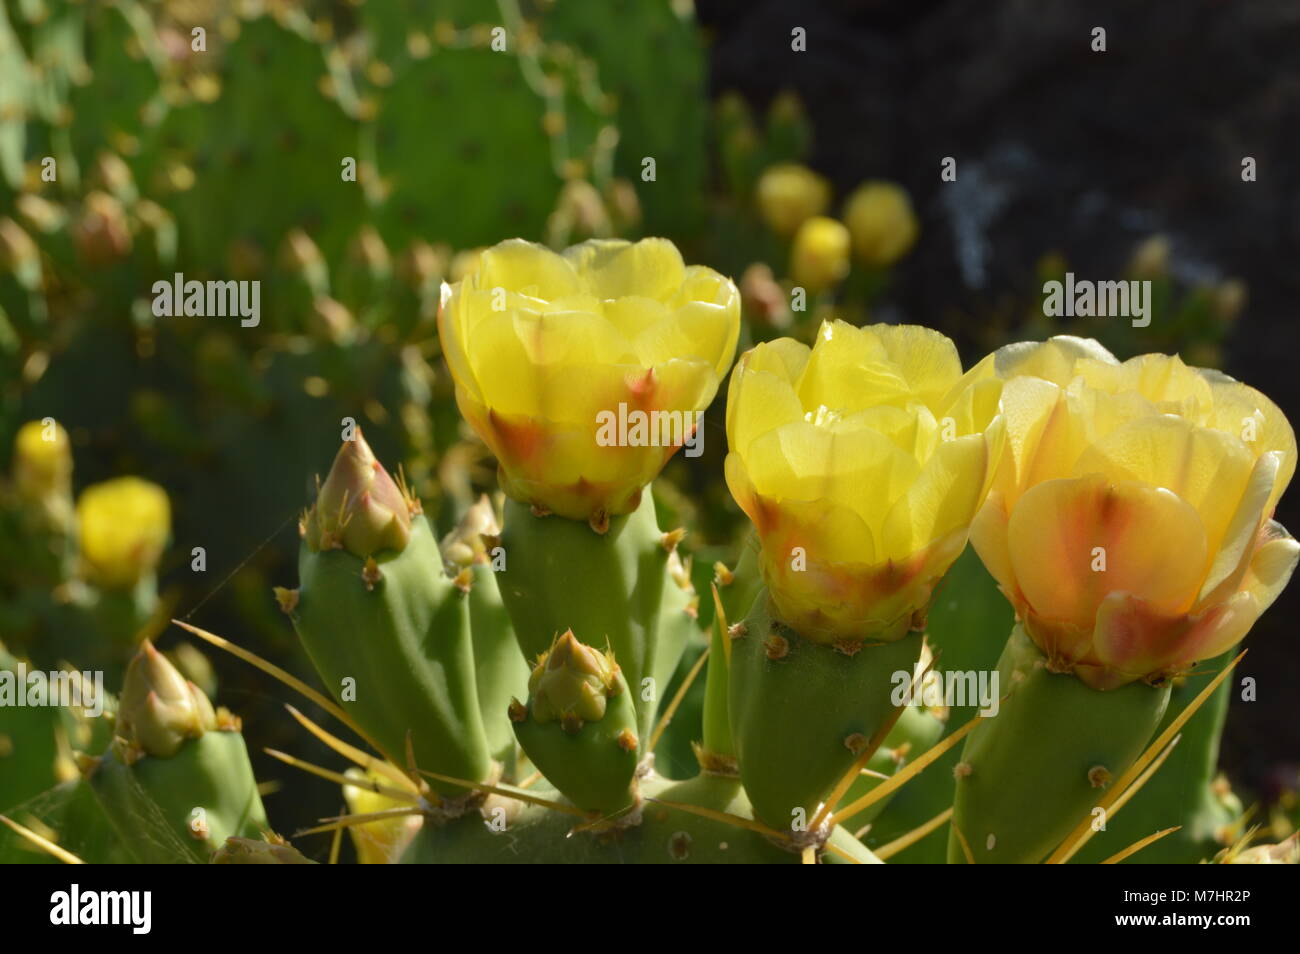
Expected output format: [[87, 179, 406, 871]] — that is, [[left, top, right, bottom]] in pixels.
[[88, 728, 268, 864], [292, 515, 491, 796], [728, 590, 925, 831], [948, 625, 1170, 863], [400, 772, 880, 864]]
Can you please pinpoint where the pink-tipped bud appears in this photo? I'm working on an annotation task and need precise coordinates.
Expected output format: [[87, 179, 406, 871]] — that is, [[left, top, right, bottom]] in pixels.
[[304, 429, 415, 558]]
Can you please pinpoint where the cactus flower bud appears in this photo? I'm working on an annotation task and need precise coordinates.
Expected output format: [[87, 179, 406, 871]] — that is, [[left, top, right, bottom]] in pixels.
[[513, 631, 640, 813], [72, 191, 132, 266], [725, 320, 1004, 642], [842, 181, 919, 267], [527, 630, 620, 728], [304, 429, 415, 557], [438, 237, 741, 523], [439, 494, 500, 570], [115, 640, 218, 759], [76, 476, 171, 589], [13, 418, 72, 504], [970, 336, 1298, 689], [789, 215, 850, 294], [755, 162, 831, 237]]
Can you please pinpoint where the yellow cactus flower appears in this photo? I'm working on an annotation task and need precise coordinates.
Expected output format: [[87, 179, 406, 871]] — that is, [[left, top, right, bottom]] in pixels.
[[76, 476, 171, 589], [725, 320, 1004, 642], [789, 216, 850, 294], [755, 162, 831, 237], [970, 336, 1298, 689], [843, 181, 919, 267], [438, 238, 741, 523]]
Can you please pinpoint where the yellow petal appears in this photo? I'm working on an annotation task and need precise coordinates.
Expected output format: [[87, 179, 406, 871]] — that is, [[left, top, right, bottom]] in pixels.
[[993, 335, 1117, 385], [1074, 352, 1212, 418], [565, 237, 686, 301], [1241, 519, 1300, 615], [1008, 475, 1208, 626], [868, 324, 963, 412], [881, 433, 987, 561], [1205, 378, 1297, 510], [1197, 451, 1279, 604], [726, 365, 805, 458], [473, 239, 580, 300]]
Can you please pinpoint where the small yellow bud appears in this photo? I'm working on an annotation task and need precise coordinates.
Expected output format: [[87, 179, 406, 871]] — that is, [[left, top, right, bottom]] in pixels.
[[843, 181, 919, 267], [755, 162, 830, 237], [789, 216, 850, 293]]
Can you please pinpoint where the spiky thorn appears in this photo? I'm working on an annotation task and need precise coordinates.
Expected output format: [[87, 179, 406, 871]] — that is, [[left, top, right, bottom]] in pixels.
[[828, 710, 986, 828], [648, 645, 711, 753], [661, 527, 687, 552], [712, 561, 734, 587], [173, 619, 391, 763], [0, 814, 84, 864], [296, 806, 426, 838], [282, 705, 416, 792], [264, 749, 420, 804], [1046, 733, 1183, 864], [328, 812, 344, 865], [950, 819, 976, 864], [1100, 826, 1182, 865], [873, 807, 953, 861], [394, 463, 423, 517], [1046, 648, 1246, 864], [416, 768, 591, 818], [821, 841, 863, 864], [646, 797, 787, 840]]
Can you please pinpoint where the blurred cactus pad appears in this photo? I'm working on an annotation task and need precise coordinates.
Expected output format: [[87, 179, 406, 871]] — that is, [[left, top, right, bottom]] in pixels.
[[0, 0, 1297, 868]]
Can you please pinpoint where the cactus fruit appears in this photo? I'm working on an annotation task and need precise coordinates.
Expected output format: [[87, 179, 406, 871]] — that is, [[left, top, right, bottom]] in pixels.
[[86, 640, 269, 864], [285, 430, 493, 799]]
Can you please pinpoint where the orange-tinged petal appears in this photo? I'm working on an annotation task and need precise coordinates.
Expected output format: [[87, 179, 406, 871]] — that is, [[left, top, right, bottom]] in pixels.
[[1072, 414, 1254, 562], [1008, 475, 1208, 626]]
